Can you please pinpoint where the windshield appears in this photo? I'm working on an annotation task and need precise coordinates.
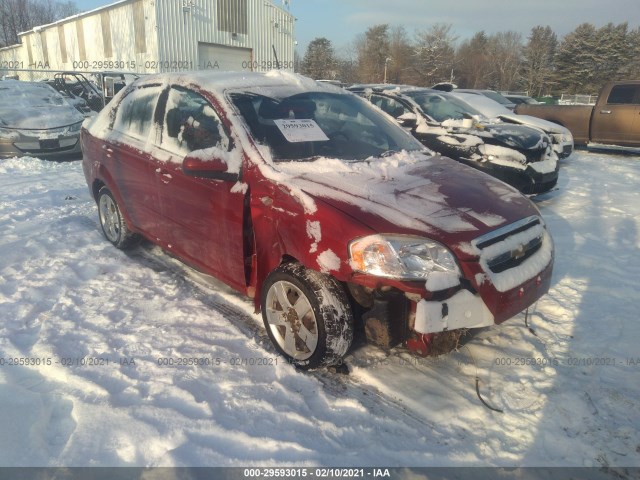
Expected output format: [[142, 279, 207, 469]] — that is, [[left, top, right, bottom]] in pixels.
[[230, 89, 422, 162], [453, 92, 512, 118], [404, 91, 483, 123], [481, 90, 513, 106]]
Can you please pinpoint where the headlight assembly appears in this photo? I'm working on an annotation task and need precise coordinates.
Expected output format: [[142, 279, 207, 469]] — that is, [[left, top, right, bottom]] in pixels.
[[68, 121, 83, 133], [349, 234, 461, 281]]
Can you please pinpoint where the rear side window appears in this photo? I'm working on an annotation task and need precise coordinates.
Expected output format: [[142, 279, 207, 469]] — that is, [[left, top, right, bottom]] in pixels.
[[113, 86, 162, 139], [606, 85, 640, 105], [161, 87, 229, 155], [370, 94, 409, 118]]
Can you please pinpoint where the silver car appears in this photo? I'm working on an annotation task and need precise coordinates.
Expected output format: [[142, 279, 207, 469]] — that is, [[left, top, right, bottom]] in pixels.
[[0, 81, 84, 159]]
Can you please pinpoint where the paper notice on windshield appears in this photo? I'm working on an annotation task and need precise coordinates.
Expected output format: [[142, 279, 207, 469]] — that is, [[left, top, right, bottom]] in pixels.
[[273, 119, 330, 143]]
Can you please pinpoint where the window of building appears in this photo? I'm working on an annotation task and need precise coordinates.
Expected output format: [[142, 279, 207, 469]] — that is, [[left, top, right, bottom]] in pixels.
[[217, 0, 248, 35]]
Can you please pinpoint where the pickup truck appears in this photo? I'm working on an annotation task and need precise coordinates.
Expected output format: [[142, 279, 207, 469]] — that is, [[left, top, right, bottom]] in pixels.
[[515, 81, 640, 151]]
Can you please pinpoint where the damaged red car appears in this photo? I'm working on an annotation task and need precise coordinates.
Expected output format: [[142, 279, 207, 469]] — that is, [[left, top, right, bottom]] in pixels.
[[81, 71, 554, 369]]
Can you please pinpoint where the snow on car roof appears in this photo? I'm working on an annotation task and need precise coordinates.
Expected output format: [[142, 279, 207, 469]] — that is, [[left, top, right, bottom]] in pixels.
[[132, 70, 346, 96]]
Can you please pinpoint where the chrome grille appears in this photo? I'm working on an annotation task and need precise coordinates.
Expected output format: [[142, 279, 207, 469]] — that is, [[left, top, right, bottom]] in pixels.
[[473, 216, 544, 274]]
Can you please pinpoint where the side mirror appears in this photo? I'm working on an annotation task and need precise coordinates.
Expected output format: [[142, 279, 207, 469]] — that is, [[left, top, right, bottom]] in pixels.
[[182, 154, 239, 181]]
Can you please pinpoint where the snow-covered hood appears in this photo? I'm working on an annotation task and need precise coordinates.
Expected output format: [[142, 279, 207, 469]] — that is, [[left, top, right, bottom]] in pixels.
[[275, 153, 540, 259], [437, 119, 549, 151], [476, 122, 549, 151], [496, 113, 570, 135], [0, 105, 85, 129]]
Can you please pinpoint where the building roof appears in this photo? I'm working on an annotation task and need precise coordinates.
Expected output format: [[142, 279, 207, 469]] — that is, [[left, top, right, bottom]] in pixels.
[[19, 0, 292, 36]]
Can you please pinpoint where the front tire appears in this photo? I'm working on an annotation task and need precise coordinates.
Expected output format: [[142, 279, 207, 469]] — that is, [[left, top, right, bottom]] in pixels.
[[97, 187, 138, 249], [261, 262, 354, 369]]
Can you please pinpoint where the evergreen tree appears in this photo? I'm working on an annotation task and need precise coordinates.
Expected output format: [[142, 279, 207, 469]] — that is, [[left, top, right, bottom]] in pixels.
[[622, 27, 640, 78], [301, 37, 338, 80], [595, 23, 632, 82], [411, 23, 457, 87], [554, 23, 601, 92]]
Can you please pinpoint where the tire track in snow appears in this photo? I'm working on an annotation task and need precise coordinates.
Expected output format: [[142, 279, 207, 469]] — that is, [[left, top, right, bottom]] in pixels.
[[129, 243, 441, 431]]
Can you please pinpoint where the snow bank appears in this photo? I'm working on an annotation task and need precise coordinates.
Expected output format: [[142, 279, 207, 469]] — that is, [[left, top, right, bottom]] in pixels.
[[1, 152, 640, 469]]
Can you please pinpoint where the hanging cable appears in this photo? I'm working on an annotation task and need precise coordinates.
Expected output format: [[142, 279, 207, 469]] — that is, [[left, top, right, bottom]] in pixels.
[[462, 345, 504, 414], [524, 307, 538, 337]]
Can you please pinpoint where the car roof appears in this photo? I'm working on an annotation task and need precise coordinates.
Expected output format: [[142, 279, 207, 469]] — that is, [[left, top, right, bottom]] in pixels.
[[347, 83, 414, 91], [132, 70, 347, 96]]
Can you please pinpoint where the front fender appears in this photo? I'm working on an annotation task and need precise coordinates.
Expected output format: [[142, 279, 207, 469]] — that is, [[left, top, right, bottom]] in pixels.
[[248, 181, 374, 312]]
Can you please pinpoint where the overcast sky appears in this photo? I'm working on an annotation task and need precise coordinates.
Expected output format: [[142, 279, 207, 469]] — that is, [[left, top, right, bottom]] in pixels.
[[290, 0, 640, 54], [79, 0, 640, 54]]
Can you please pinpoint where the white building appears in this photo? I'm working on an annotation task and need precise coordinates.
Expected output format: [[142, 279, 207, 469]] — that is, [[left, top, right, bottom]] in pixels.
[[0, 0, 295, 75]]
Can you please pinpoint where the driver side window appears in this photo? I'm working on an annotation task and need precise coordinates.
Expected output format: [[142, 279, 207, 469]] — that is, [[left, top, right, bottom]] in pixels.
[[161, 87, 229, 155]]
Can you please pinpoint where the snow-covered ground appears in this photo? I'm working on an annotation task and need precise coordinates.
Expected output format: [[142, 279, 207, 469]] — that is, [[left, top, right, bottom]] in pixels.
[[0, 152, 639, 471]]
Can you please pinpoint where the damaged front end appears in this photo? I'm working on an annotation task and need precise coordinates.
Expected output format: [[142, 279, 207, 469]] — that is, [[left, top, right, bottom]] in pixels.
[[345, 215, 553, 357]]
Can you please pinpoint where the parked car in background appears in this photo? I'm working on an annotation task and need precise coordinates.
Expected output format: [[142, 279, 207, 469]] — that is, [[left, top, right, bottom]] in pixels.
[[456, 89, 517, 111], [504, 94, 541, 106], [43, 75, 94, 116], [349, 85, 559, 194], [44, 72, 105, 112], [452, 91, 574, 159], [45, 71, 139, 113], [82, 71, 554, 368], [515, 81, 640, 152], [0, 80, 84, 159]]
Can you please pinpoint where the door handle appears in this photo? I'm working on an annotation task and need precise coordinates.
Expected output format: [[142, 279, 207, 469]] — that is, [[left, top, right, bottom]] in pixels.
[[600, 110, 612, 114]]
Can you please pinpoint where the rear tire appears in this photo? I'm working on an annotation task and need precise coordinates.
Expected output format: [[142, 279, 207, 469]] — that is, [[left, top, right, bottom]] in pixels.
[[261, 262, 354, 369], [97, 187, 138, 249]]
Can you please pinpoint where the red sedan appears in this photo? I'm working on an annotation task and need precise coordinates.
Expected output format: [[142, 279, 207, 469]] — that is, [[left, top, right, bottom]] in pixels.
[[81, 71, 553, 369]]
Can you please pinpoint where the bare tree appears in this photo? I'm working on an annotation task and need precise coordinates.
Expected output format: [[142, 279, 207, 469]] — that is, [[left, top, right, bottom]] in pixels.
[[334, 41, 360, 84], [523, 26, 557, 96], [356, 24, 390, 83], [0, 0, 76, 47], [487, 31, 523, 91], [385, 25, 412, 84]]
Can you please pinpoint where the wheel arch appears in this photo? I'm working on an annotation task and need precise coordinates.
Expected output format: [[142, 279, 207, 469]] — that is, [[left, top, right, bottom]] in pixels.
[[93, 168, 137, 235]]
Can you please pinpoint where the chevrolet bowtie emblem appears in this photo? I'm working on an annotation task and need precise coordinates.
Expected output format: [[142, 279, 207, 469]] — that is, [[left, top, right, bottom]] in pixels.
[[511, 244, 526, 260]]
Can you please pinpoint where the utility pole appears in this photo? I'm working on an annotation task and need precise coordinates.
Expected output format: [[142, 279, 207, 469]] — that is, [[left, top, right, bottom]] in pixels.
[[384, 57, 392, 84]]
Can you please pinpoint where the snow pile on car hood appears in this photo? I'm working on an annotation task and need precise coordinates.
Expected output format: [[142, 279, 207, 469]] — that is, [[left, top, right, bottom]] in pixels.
[[0, 105, 85, 130], [0, 82, 85, 129], [273, 150, 539, 252]]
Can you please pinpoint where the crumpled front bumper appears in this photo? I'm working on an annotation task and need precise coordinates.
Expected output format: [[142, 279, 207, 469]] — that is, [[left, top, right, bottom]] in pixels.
[[414, 289, 494, 334]]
